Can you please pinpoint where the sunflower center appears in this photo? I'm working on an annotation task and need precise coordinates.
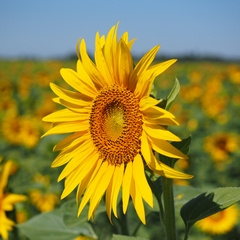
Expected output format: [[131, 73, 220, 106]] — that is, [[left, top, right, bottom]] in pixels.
[[90, 85, 143, 165], [102, 101, 125, 141], [210, 211, 224, 222]]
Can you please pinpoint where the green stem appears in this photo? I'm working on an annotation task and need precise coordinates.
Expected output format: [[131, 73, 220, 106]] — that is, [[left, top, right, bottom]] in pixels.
[[162, 177, 177, 240], [156, 192, 167, 239], [183, 228, 190, 240]]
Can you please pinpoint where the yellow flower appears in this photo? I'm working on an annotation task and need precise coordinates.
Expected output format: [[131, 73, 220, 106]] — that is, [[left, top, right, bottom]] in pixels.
[[228, 64, 240, 84], [0, 161, 26, 240], [1, 114, 40, 148], [33, 173, 50, 186], [19, 117, 40, 148], [196, 205, 238, 235], [0, 79, 13, 100], [16, 209, 28, 223], [42, 23, 192, 224], [29, 190, 59, 212], [204, 132, 238, 162], [1, 114, 23, 145], [29, 174, 59, 212]]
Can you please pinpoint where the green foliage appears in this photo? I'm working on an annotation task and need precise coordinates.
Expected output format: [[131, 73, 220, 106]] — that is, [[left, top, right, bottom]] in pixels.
[[180, 187, 240, 238], [156, 78, 180, 111], [17, 209, 97, 240], [60, 199, 106, 228], [165, 78, 181, 111], [1, 60, 240, 240]]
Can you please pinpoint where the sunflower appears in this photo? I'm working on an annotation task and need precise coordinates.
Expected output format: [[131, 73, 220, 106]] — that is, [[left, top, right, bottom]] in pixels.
[[42, 23, 192, 224], [29, 174, 59, 212], [29, 190, 59, 212], [0, 161, 26, 240], [196, 205, 239, 235], [204, 132, 238, 162], [1, 114, 40, 148]]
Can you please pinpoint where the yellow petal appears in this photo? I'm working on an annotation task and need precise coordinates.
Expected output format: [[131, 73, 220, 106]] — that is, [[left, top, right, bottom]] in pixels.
[[130, 177, 146, 224], [76, 159, 102, 204], [136, 59, 177, 98], [0, 212, 14, 240], [121, 32, 129, 44], [143, 117, 179, 126], [129, 45, 160, 91], [0, 161, 12, 191], [155, 159, 193, 179], [53, 132, 86, 152], [122, 161, 133, 213], [118, 39, 133, 88], [58, 139, 94, 182], [143, 124, 181, 142], [59, 99, 92, 113], [148, 133, 187, 159], [127, 38, 137, 50], [95, 32, 113, 85], [52, 132, 90, 167], [78, 161, 108, 216], [139, 96, 161, 111], [50, 82, 92, 104], [148, 59, 177, 77], [41, 121, 89, 137], [142, 105, 176, 119], [80, 39, 106, 88], [106, 174, 114, 221], [103, 24, 118, 80], [141, 131, 153, 164], [88, 164, 115, 218], [2, 194, 27, 210], [76, 59, 96, 90], [72, 58, 97, 91], [121, 31, 137, 50], [60, 68, 97, 98], [141, 132, 192, 179], [43, 109, 89, 122], [132, 154, 153, 207], [111, 163, 124, 217], [61, 152, 99, 199], [52, 97, 60, 104]]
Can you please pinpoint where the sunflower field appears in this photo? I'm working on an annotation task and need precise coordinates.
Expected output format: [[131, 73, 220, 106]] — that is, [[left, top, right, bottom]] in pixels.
[[1, 58, 240, 240]]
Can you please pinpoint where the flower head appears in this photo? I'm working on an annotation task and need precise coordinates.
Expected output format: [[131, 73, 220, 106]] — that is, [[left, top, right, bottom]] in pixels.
[[1, 114, 40, 148], [0, 161, 26, 240], [29, 190, 59, 212], [204, 132, 238, 162], [196, 205, 238, 235], [29, 174, 59, 212], [43, 23, 192, 223]]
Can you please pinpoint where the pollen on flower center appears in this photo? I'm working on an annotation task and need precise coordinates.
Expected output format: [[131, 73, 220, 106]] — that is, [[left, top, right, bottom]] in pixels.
[[102, 101, 125, 141], [90, 85, 143, 165]]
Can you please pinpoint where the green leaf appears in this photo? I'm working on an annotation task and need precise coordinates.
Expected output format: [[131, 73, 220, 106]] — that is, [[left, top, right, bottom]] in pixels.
[[112, 234, 149, 240], [165, 78, 180, 111], [171, 136, 191, 155], [146, 175, 163, 210], [61, 199, 87, 227], [61, 198, 106, 227], [180, 187, 240, 235], [150, 84, 157, 99], [174, 185, 203, 213], [17, 209, 97, 240]]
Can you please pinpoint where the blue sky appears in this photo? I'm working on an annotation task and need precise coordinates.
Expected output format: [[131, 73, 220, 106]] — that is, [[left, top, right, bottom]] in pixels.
[[1, 1, 240, 59]]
